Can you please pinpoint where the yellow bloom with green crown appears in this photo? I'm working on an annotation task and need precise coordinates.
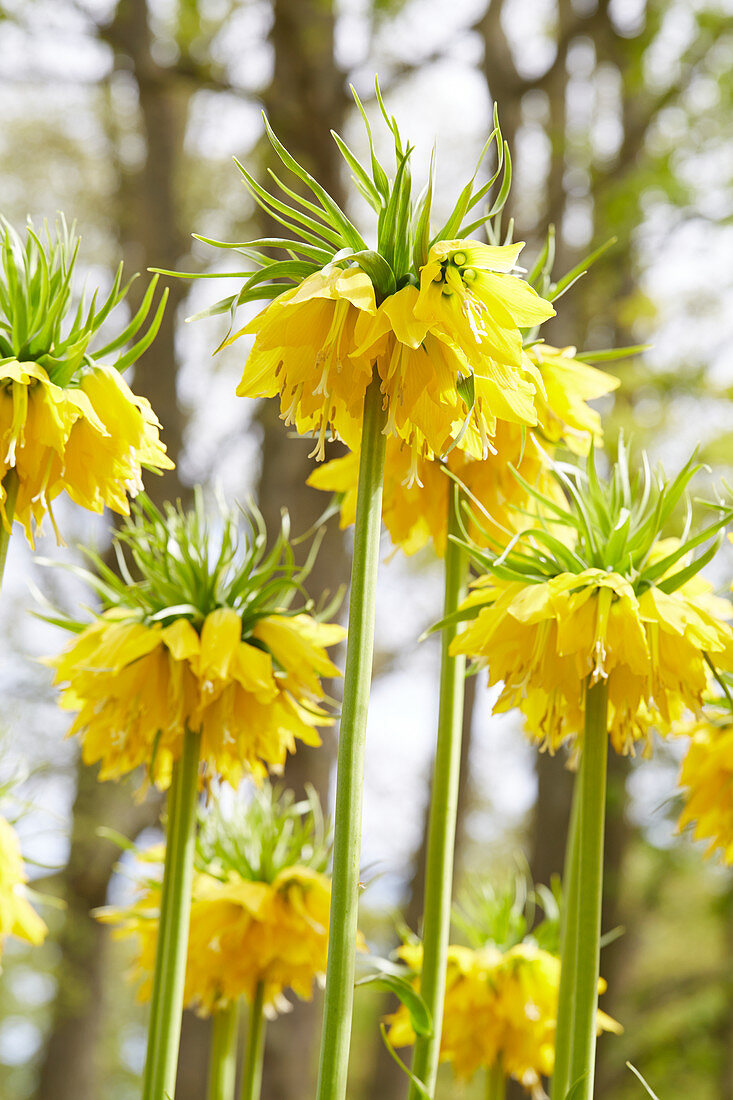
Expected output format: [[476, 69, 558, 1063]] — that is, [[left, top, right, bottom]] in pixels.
[[0, 217, 172, 543], [46, 494, 344, 789], [99, 786, 361, 1015], [449, 443, 733, 753], [178, 89, 557, 471], [385, 879, 620, 1096]]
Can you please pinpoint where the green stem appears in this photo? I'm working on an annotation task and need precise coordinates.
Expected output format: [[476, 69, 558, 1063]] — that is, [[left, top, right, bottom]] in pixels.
[[0, 469, 19, 589], [142, 726, 201, 1100], [408, 483, 467, 1100], [551, 760, 584, 1100], [315, 373, 387, 1100], [568, 679, 609, 1099], [486, 1063, 506, 1100], [240, 983, 266, 1100], [207, 1001, 241, 1100]]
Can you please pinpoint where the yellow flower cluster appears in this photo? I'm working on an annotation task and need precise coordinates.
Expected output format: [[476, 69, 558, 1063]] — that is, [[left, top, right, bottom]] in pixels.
[[48, 607, 345, 789], [234, 242, 555, 466], [678, 712, 733, 862], [0, 816, 47, 961], [386, 942, 620, 1096], [0, 361, 173, 543], [101, 864, 334, 1014], [307, 345, 616, 557], [451, 570, 733, 754]]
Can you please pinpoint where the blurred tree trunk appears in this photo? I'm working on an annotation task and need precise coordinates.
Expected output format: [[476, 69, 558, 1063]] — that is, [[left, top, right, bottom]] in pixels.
[[35, 2, 194, 1097], [257, 3, 349, 1099]]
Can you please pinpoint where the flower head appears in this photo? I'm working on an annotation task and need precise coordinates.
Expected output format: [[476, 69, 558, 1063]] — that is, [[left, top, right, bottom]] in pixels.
[[450, 444, 733, 753], [99, 785, 355, 1014], [0, 815, 47, 960], [0, 217, 173, 543], [46, 494, 345, 789], [182, 89, 556, 466], [386, 879, 619, 1096], [677, 683, 733, 862], [307, 345, 617, 557]]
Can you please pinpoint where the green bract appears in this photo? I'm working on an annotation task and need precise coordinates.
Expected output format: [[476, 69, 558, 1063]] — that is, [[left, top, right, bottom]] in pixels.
[[196, 782, 330, 884], [0, 215, 167, 388], [163, 79, 512, 320], [39, 489, 334, 634], [461, 439, 733, 597], [452, 875, 560, 955]]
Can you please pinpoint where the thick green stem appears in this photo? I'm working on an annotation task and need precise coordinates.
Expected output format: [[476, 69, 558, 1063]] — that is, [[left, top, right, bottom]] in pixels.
[[315, 373, 387, 1100], [142, 726, 201, 1100], [551, 761, 584, 1100], [408, 484, 467, 1100], [207, 1001, 241, 1100], [568, 679, 609, 1099], [486, 1063, 506, 1100], [240, 983, 266, 1100], [0, 469, 19, 589]]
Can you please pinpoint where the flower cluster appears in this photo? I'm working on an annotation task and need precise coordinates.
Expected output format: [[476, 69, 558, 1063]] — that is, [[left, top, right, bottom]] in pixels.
[[182, 95, 564, 476], [46, 495, 344, 789], [0, 815, 46, 960], [386, 879, 619, 1096], [0, 217, 172, 542], [451, 447, 733, 753], [100, 785, 345, 1014]]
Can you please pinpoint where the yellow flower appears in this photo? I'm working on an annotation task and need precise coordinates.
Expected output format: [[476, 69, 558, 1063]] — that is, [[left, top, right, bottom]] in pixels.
[[48, 607, 344, 790], [415, 240, 554, 371], [101, 863, 344, 1014], [529, 344, 619, 454], [0, 218, 172, 543], [0, 363, 173, 542], [308, 424, 558, 558], [232, 243, 556, 468], [386, 941, 619, 1096], [0, 816, 47, 960], [451, 570, 733, 755], [307, 344, 617, 557], [677, 709, 733, 862], [233, 268, 377, 459]]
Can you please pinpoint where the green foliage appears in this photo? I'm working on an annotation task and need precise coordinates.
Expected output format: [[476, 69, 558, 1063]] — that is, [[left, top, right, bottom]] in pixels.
[[452, 872, 561, 955], [460, 438, 733, 596], [0, 215, 167, 387], [164, 81, 512, 321], [38, 489, 332, 635], [195, 782, 331, 883]]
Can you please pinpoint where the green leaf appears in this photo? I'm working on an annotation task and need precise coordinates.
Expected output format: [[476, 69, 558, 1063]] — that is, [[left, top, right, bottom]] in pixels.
[[348, 250, 396, 299], [263, 115, 366, 252], [626, 1062, 662, 1099], [378, 1025, 432, 1100], [549, 237, 616, 301], [564, 1074, 589, 1100], [331, 130, 383, 212], [355, 974, 432, 1037]]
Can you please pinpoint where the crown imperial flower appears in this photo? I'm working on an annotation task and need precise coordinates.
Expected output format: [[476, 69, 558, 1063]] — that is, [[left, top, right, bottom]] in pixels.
[[176, 88, 557, 469], [98, 786, 356, 1015], [46, 495, 344, 789], [450, 445, 733, 753], [0, 217, 173, 542], [677, 685, 733, 862]]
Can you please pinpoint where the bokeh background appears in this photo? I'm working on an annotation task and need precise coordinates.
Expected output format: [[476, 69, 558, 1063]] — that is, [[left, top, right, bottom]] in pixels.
[[1, 1, 733, 1097]]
